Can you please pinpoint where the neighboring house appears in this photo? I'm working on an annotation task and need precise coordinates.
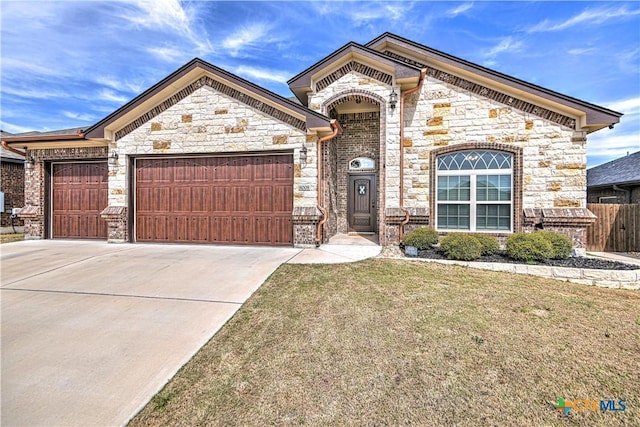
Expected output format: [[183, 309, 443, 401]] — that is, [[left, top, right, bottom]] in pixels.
[[587, 151, 640, 204], [2, 33, 622, 253], [0, 131, 25, 228]]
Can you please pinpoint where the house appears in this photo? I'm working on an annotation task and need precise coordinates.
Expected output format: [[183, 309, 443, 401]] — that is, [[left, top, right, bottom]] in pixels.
[[2, 33, 622, 253], [587, 151, 640, 204], [0, 131, 25, 228]]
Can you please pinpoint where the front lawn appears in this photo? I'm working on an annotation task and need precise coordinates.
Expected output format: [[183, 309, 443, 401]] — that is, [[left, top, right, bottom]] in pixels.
[[0, 233, 24, 244], [130, 260, 639, 426]]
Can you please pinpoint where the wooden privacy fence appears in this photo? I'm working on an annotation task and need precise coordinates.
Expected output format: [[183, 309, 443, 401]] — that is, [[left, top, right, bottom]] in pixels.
[[586, 203, 640, 252]]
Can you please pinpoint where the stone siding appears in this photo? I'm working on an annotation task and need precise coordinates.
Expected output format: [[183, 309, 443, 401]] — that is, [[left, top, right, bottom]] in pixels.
[[311, 69, 591, 247], [1, 161, 25, 227], [403, 77, 586, 211], [113, 85, 313, 208]]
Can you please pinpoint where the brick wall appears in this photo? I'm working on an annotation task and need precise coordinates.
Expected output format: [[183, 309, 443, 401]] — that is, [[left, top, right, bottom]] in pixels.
[[19, 147, 107, 239], [0, 161, 24, 227], [333, 112, 380, 234]]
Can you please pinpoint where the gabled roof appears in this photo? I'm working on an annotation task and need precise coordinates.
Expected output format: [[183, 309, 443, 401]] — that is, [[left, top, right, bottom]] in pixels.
[[85, 58, 331, 140], [587, 151, 640, 187], [287, 42, 422, 105], [366, 32, 622, 132]]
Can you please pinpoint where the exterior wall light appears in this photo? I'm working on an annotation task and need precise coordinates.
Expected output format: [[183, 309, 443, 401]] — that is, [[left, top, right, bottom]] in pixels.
[[389, 89, 398, 110], [24, 154, 34, 170], [108, 150, 119, 165]]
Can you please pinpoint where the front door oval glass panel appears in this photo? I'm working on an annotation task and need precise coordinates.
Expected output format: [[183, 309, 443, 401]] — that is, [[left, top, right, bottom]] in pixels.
[[436, 150, 513, 232], [349, 157, 375, 171]]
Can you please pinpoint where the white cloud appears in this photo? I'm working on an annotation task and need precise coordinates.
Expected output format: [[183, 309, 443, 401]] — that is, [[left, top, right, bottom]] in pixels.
[[567, 47, 596, 55], [587, 132, 640, 157], [528, 6, 640, 33], [348, 3, 410, 23], [121, 0, 212, 54], [0, 120, 34, 134], [234, 66, 291, 84], [222, 23, 272, 56], [146, 46, 187, 63], [1, 58, 68, 78], [1, 86, 68, 100], [606, 96, 640, 115], [95, 76, 145, 94], [62, 111, 97, 122], [97, 89, 130, 104], [483, 37, 523, 57], [446, 3, 473, 17]]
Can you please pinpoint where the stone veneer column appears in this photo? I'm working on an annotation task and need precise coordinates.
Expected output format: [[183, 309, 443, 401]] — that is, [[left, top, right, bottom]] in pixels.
[[18, 157, 45, 239], [100, 206, 128, 243]]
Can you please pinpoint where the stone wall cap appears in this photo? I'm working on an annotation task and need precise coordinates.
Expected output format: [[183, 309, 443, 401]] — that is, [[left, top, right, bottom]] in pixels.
[[101, 206, 126, 217], [17, 206, 38, 218]]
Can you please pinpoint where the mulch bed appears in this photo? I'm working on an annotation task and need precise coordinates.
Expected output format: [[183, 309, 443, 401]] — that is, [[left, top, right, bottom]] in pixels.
[[403, 246, 640, 270]]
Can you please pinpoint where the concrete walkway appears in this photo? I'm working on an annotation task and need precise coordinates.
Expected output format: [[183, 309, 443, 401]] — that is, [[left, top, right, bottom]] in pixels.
[[1, 237, 380, 426], [287, 234, 381, 264], [587, 251, 640, 266]]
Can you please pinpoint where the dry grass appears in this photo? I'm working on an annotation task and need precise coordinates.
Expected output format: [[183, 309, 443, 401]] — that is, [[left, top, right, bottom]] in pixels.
[[130, 259, 639, 426], [0, 233, 24, 244]]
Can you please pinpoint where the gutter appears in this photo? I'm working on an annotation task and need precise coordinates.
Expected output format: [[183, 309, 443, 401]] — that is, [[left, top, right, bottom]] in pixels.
[[316, 119, 343, 246], [1, 140, 26, 157], [398, 68, 427, 240]]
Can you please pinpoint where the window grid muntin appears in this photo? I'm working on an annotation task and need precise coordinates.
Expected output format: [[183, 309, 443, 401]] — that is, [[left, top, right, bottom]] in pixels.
[[437, 150, 512, 171], [436, 151, 513, 232]]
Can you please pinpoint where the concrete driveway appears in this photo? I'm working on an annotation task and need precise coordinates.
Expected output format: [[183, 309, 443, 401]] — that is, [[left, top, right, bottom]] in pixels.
[[1, 240, 300, 426]]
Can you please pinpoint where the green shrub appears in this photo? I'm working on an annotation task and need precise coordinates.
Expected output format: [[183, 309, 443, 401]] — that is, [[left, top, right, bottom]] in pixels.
[[471, 234, 500, 256], [537, 231, 572, 259], [440, 233, 482, 261], [402, 227, 439, 250], [506, 233, 553, 262]]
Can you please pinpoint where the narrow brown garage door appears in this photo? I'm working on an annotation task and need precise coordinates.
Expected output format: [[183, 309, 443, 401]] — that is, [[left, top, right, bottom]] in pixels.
[[135, 154, 293, 246], [52, 162, 108, 239]]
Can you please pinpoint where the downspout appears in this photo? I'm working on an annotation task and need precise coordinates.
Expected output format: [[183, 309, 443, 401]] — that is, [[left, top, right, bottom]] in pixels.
[[398, 69, 427, 240], [613, 184, 631, 203], [1, 140, 26, 157], [316, 119, 342, 247]]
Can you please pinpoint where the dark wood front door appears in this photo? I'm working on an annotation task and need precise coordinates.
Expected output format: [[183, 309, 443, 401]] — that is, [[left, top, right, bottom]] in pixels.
[[135, 154, 293, 246], [348, 174, 377, 233], [52, 162, 108, 239]]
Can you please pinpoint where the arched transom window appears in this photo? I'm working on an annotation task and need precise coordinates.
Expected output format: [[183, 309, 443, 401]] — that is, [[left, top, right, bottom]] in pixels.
[[436, 150, 513, 231]]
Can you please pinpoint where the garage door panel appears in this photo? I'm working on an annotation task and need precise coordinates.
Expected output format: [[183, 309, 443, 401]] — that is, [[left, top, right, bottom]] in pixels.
[[210, 217, 231, 243], [190, 187, 210, 213], [254, 187, 273, 212], [153, 188, 171, 212], [135, 155, 292, 245], [172, 187, 192, 213], [273, 217, 293, 245], [231, 217, 251, 243], [232, 186, 251, 212], [52, 163, 108, 239], [210, 186, 228, 213]]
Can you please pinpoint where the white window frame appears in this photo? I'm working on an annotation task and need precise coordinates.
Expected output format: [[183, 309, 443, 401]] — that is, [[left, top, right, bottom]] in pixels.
[[435, 153, 513, 233], [598, 196, 617, 203]]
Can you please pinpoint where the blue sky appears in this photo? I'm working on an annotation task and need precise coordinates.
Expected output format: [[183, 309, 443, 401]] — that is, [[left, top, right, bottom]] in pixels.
[[1, 1, 638, 167]]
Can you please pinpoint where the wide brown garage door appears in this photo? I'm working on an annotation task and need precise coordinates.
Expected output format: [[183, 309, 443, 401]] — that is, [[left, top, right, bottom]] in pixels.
[[135, 154, 293, 246], [52, 162, 108, 239]]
